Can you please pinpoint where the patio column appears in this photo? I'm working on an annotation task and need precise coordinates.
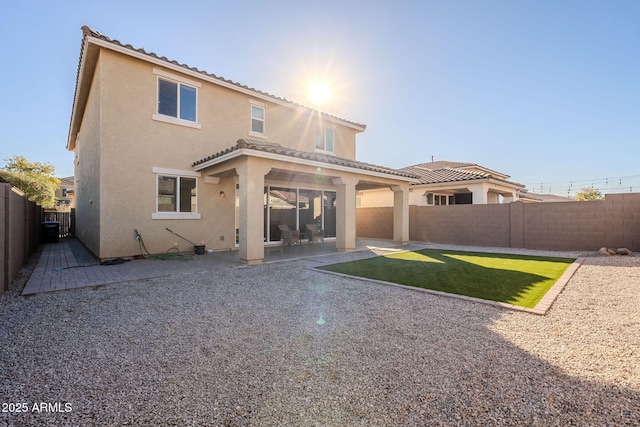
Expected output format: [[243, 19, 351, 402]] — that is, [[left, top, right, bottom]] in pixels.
[[472, 184, 489, 204], [391, 185, 409, 244], [236, 158, 271, 265], [332, 176, 358, 252]]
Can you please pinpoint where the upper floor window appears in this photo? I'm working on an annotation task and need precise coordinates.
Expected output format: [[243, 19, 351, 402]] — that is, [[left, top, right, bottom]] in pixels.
[[315, 126, 334, 152], [152, 68, 201, 129], [250, 101, 266, 137], [158, 78, 197, 121]]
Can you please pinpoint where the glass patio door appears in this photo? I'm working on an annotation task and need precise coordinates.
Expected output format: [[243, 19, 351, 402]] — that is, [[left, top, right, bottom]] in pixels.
[[260, 186, 337, 243]]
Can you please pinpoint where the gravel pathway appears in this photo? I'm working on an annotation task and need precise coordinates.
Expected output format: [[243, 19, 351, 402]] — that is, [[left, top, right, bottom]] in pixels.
[[0, 248, 638, 426]]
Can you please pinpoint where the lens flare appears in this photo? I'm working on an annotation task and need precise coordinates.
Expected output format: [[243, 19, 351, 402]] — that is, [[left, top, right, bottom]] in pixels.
[[308, 81, 332, 106]]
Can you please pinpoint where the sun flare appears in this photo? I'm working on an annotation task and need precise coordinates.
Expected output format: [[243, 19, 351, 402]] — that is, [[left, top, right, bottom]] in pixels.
[[308, 81, 332, 106]]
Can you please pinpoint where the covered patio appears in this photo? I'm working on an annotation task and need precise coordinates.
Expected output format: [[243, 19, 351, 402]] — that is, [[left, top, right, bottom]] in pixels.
[[194, 140, 419, 264]]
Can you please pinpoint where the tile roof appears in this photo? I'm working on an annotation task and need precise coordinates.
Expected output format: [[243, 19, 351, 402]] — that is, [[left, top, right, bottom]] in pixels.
[[407, 160, 507, 179], [520, 192, 574, 202], [400, 160, 523, 188], [410, 160, 477, 170], [79, 26, 365, 130], [193, 139, 419, 180], [401, 165, 492, 184]]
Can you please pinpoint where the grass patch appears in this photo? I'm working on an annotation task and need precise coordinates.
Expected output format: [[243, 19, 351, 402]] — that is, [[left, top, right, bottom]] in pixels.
[[318, 249, 575, 308]]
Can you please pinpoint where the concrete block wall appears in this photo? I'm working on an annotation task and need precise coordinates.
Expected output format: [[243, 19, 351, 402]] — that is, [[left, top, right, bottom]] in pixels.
[[356, 207, 394, 240], [522, 194, 640, 251], [357, 193, 640, 252], [413, 204, 510, 247], [0, 185, 6, 292], [1, 183, 42, 294]]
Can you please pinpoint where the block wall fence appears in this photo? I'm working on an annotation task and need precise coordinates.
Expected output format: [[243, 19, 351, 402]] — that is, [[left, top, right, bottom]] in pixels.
[[1, 182, 42, 295], [356, 193, 640, 252]]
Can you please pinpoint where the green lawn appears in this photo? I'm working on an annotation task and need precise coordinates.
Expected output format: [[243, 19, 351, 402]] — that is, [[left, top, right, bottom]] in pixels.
[[318, 249, 575, 308]]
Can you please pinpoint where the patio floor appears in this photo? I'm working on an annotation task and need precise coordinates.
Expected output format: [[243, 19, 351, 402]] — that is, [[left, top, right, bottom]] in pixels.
[[21, 238, 409, 295]]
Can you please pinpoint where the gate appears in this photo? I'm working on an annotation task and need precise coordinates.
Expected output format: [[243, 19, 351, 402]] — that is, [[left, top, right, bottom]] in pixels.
[[43, 211, 72, 238]]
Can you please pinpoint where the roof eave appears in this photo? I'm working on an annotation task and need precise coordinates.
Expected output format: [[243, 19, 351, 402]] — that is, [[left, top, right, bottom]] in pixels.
[[76, 29, 366, 133], [458, 165, 510, 180], [194, 149, 418, 183], [67, 36, 92, 151]]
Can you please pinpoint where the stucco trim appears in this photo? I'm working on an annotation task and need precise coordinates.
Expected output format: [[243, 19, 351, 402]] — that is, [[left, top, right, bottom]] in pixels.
[[151, 212, 202, 220], [151, 114, 202, 129], [153, 68, 202, 87], [152, 167, 201, 177]]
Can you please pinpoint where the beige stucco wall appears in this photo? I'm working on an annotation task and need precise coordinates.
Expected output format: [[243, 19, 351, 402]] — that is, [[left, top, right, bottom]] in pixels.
[[74, 56, 103, 256], [75, 48, 362, 258]]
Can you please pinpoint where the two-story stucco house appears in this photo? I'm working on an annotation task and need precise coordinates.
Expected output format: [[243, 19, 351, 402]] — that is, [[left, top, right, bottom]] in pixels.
[[67, 26, 418, 263]]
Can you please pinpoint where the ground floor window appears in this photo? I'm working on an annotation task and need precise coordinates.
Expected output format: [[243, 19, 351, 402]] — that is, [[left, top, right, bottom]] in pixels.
[[425, 193, 472, 205], [152, 167, 200, 219], [158, 175, 197, 212], [426, 193, 453, 206]]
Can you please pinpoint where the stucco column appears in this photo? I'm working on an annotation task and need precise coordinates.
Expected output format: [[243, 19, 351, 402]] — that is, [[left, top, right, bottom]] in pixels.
[[332, 176, 358, 252], [503, 190, 517, 203], [391, 185, 409, 244], [472, 184, 489, 204], [236, 158, 271, 264]]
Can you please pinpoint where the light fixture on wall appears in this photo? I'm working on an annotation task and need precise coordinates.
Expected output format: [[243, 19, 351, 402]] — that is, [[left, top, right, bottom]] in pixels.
[[219, 191, 225, 199]]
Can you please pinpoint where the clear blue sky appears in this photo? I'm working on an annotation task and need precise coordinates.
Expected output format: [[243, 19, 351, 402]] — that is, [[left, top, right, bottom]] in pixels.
[[1, 0, 638, 196]]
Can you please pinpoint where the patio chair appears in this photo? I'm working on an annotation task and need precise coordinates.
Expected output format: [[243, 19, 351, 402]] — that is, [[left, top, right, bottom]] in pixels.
[[305, 224, 324, 245], [278, 224, 300, 246]]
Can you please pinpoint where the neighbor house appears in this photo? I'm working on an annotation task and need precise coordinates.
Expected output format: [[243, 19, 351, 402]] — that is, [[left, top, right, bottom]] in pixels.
[[53, 176, 75, 211], [358, 160, 525, 208], [517, 190, 574, 203], [67, 26, 418, 263]]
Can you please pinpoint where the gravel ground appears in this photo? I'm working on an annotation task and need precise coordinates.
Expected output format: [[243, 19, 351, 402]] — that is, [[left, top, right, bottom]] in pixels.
[[0, 247, 638, 426]]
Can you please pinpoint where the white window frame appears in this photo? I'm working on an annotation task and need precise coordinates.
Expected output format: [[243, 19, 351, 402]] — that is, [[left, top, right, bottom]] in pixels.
[[249, 100, 267, 138], [315, 126, 335, 154], [426, 193, 450, 206], [152, 68, 202, 129], [152, 167, 201, 219]]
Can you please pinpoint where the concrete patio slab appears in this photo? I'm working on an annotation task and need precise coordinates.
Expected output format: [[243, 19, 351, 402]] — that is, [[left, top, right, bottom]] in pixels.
[[22, 238, 411, 296]]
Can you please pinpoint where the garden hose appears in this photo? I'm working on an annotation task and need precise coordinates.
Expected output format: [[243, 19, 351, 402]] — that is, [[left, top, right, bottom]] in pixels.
[[134, 229, 193, 261]]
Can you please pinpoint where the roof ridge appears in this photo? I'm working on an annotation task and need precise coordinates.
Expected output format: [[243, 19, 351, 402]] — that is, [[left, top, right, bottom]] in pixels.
[[79, 26, 365, 130]]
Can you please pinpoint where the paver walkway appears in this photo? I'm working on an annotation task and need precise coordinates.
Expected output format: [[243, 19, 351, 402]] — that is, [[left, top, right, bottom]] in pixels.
[[22, 238, 402, 295]]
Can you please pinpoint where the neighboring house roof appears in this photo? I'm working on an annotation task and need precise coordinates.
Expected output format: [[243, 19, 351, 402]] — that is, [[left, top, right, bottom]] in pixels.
[[520, 191, 574, 202], [194, 139, 420, 181], [402, 165, 493, 184], [410, 161, 476, 170], [400, 161, 523, 188], [407, 160, 509, 180], [68, 26, 365, 150], [59, 176, 74, 187]]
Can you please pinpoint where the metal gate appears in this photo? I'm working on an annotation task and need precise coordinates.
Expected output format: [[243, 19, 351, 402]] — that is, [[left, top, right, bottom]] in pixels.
[[43, 211, 72, 238]]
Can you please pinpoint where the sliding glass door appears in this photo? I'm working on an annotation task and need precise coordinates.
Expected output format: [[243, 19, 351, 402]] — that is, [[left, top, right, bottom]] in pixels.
[[261, 186, 337, 243]]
